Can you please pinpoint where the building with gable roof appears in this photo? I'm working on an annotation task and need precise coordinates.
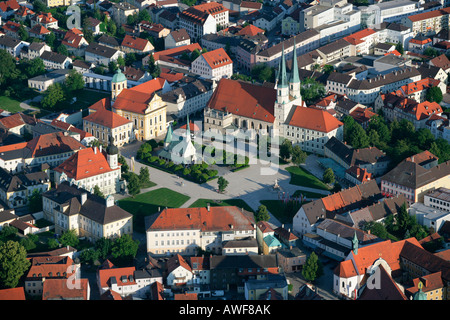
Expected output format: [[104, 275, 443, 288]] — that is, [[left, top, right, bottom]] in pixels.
[[165, 29, 191, 49], [0, 287, 25, 300], [166, 254, 194, 287], [53, 143, 122, 196], [145, 205, 256, 256], [110, 70, 168, 141], [121, 34, 154, 54], [42, 278, 90, 300], [42, 181, 132, 241], [83, 97, 133, 147], [191, 47, 233, 80], [204, 41, 343, 155]]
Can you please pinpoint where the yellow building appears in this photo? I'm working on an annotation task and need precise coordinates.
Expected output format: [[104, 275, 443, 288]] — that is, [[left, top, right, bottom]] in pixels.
[[406, 272, 446, 300], [46, 0, 72, 8], [111, 70, 167, 141]]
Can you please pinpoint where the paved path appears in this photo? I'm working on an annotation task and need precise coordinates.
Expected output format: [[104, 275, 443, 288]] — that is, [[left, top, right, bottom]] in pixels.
[[115, 147, 330, 228]]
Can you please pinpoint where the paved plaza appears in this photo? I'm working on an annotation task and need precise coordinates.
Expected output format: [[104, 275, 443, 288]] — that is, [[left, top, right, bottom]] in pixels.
[[116, 142, 331, 229]]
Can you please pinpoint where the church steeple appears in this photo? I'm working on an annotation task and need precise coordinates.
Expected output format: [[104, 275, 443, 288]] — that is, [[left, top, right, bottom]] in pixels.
[[278, 44, 288, 89], [352, 231, 359, 255], [289, 38, 301, 101]]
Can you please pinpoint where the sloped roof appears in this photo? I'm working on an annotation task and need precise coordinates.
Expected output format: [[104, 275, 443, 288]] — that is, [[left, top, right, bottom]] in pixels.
[[25, 132, 85, 158], [199, 47, 232, 70], [83, 106, 131, 128], [207, 78, 276, 123], [288, 106, 343, 133]]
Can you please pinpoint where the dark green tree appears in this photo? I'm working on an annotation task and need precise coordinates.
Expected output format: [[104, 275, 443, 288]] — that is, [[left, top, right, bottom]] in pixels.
[[127, 172, 141, 197], [395, 42, 404, 55], [139, 166, 150, 185], [217, 176, 229, 193], [291, 145, 307, 165], [255, 204, 270, 223], [28, 189, 43, 213], [93, 185, 105, 198], [64, 69, 85, 93], [300, 77, 326, 104], [280, 139, 293, 161], [302, 252, 323, 283], [0, 241, 31, 288], [118, 154, 129, 173], [95, 237, 113, 260], [41, 83, 65, 110], [111, 234, 139, 264], [59, 229, 79, 248], [426, 86, 443, 103], [57, 44, 69, 56], [323, 168, 335, 184]]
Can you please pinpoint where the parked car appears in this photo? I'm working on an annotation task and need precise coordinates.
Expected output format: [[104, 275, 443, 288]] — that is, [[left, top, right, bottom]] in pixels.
[[212, 290, 225, 297]]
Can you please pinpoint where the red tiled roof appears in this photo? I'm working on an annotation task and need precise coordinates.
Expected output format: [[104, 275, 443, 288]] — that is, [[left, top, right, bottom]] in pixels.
[[15, 5, 34, 17], [406, 150, 438, 165], [0, 112, 34, 129], [42, 278, 89, 300], [26, 256, 76, 279], [237, 24, 264, 36], [0, 287, 25, 300], [344, 28, 376, 45], [167, 254, 192, 274], [409, 37, 432, 45], [288, 106, 343, 133], [3, 20, 20, 33], [240, 1, 263, 10], [121, 34, 151, 51], [257, 221, 274, 233], [430, 54, 450, 70], [406, 272, 444, 295], [29, 24, 50, 36], [174, 292, 198, 300], [193, 2, 228, 16], [113, 78, 166, 114], [54, 147, 119, 180], [384, 49, 401, 56], [345, 166, 372, 183], [207, 78, 276, 123], [200, 47, 232, 70], [83, 107, 131, 128], [98, 267, 136, 289], [148, 206, 255, 233], [62, 30, 86, 48], [159, 72, 184, 83], [152, 43, 202, 61], [89, 97, 110, 111], [0, 0, 19, 12], [26, 132, 86, 158], [408, 7, 450, 22]]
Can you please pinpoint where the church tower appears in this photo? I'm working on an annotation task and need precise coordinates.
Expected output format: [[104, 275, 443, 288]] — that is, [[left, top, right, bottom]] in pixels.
[[106, 136, 119, 170], [289, 39, 302, 103], [111, 68, 127, 101]]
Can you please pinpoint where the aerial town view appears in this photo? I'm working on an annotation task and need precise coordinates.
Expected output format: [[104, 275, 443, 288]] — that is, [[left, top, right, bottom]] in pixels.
[[0, 0, 449, 307]]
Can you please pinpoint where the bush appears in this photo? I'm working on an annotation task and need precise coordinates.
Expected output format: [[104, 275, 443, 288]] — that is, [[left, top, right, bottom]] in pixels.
[[158, 159, 165, 166], [149, 139, 158, 149], [150, 156, 158, 163], [174, 164, 184, 172], [208, 169, 218, 177], [183, 168, 191, 176]]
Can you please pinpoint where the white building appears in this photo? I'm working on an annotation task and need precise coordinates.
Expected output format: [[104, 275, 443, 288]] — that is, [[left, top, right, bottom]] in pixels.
[[424, 187, 450, 212], [409, 202, 450, 233], [190, 48, 233, 80], [360, 0, 423, 28], [146, 205, 256, 256], [40, 51, 72, 70]]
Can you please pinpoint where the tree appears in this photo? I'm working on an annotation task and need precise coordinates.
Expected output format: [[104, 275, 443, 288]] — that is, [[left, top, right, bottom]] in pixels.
[[301, 252, 323, 283], [33, 0, 47, 14], [0, 241, 31, 288], [217, 176, 229, 193], [107, 19, 117, 36], [139, 167, 150, 185], [363, 221, 389, 239], [323, 167, 335, 184], [251, 64, 275, 83], [396, 203, 411, 235], [28, 189, 43, 213], [95, 237, 113, 260], [59, 229, 79, 248], [47, 238, 59, 250], [125, 52, 137, 66], [64, 69, 85, 93], [190, 49, 201, 62], [280, 139, 293, 161], [20, 58, 45, 78], [424, 47, 439, 58], [18, 24, 29, 41], [41, 83, 65, 110], [93, 185, 105, 198], [426, 86, 443, 103], [322, 65, 334, 74], [127, 172, 141, 197], [111, 234, 139, 265], [19, 237, 36, 251], [108, 61, 118, 74], [255, 204, 270, 223], [138, 10, 151, 22], [300, 77, 326, 104], [0, 50, 20, 87], [118, 154, 129, 173], [57, 44, 69, 56], [137, 142, 152, 160], [0, 225, 17, 241], [291, 145, 307, 165], [395, 42, 404, 55], [45, 32, 56, 50]]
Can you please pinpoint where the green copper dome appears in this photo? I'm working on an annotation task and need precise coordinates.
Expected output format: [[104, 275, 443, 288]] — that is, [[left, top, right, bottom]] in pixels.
[[112, 68, 127, 83]]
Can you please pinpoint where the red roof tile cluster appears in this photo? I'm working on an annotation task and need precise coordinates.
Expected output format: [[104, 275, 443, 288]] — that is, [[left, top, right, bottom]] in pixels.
[[148, 206, 255, 233], [193, 2, 228, 16], [207, 78, 276, 123], [167, 254, 192, 274], [0, 287, 25, 300], [429, 54, 450, 70], [113, 78, 166, 114], [406, 272, 444, 295], [408, 7, 450, 22], [394, 77, 441, 96], [0, 0, 19, 12], [88, 97, 111, 112], [344, 28, 376, 45], [54, 147, 120, 180], [121, 34, 151, 51], [175, 292, 198, 300], [345, 166, 372, 183], [15, 5, 34, 17], [29, 24, 50, 36], [27, 256, 76, 279], [350, 107, 376, 125], [288, 106, 344, 133], [200, 48, 232, 69], [409, 37, 432, 45], [42, 278, 90, 300], [0, 112, 36, 129], [83, 106, 131, 129], [62, 29, 86, 48], [98, 266, 136, 289], [35, 12, 57, 25], [3, 20, 20, 33], [152, 43, 202, 62], [405, 150, 438, 165], [26, 132, 86, 158]]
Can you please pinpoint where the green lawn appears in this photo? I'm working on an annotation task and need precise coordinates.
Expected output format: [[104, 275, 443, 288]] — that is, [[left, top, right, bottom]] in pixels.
[[118, 188, 190, 233], [260, 199, 303, 224], [189, 198, 255, 213], [0, 96, 24, 113], [286, 166, 331, 191], [70, 89, 110, 109]]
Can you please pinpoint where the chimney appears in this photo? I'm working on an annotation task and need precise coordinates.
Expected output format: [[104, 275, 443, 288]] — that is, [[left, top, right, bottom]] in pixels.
[[207, 204, 210, 212], [99, 145, 102, 153], [81, 192, 87, 205], [94, 146, 97, 154]]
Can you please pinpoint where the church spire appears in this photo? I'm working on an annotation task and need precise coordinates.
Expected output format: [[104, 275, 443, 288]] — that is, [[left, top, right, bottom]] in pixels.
[[352, 231, 359, 255], [278, 44, 288, 88], [290, 38, 300, 84]]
